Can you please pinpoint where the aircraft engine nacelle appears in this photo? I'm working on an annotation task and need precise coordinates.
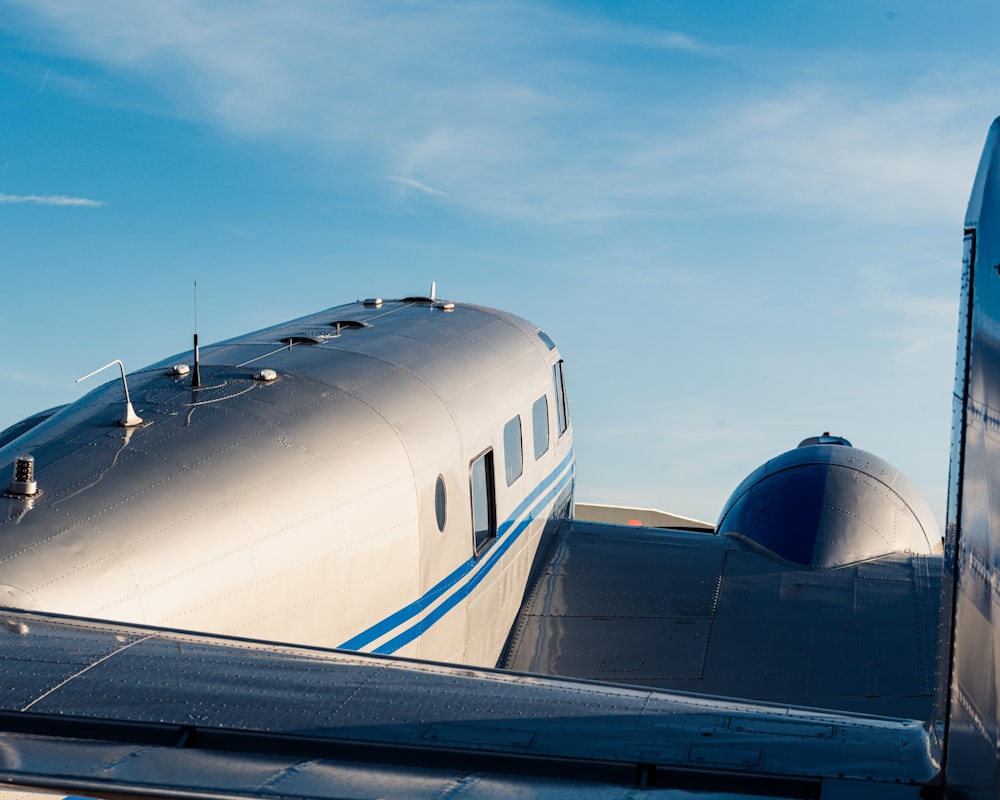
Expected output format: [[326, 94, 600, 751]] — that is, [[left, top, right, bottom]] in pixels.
[[716, 435, 940, 568]]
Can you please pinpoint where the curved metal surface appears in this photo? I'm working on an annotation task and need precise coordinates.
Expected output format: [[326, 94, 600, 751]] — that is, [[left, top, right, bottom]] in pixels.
[[502, 519, 942, 719], [716, 442, 940, 568], [0, 609, 936, 799], [0, 299, 574, 669], [942, 115, 1000, 798]]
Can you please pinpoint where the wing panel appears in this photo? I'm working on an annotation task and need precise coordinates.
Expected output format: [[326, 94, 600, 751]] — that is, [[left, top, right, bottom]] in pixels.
[[514, 523, 727, 618], [506, 615, 711, 680], [0, 609, 936, 799], [502, 520, 941, 719]]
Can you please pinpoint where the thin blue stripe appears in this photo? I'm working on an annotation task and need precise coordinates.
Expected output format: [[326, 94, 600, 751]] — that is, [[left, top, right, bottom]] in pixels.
[[338, 448, 574, 651], [372, 463, 574, 654]]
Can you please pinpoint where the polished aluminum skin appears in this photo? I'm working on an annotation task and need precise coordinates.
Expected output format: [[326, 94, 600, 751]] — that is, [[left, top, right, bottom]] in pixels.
[[0, 299, 574, 667], [502, 518, 941, 719], [941, 115, 1000, 797], [0, 609, 936, 799], [717, 442, 940, 568]]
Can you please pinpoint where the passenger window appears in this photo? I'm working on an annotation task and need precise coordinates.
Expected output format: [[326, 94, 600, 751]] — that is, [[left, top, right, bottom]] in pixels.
[[470, 450, 497, 557], [553, 360, 569, 436], [532, 395, 549, 459], [434, 474, 447, 532], [503, 416, 523, 486]]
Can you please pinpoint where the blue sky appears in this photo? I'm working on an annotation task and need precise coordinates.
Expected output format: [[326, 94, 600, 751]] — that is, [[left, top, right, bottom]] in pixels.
[[3, 1, 999, 527]]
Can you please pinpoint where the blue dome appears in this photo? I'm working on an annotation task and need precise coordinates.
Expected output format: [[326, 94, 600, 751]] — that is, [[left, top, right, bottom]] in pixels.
[[716, 440, 940, 568]]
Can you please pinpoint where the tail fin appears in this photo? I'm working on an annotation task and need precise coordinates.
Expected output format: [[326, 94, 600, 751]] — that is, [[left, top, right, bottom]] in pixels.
[[942, 116, 1000, 796]]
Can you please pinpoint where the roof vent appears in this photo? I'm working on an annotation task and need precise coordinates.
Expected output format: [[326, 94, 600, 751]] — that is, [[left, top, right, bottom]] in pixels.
[[279, 335, 324, 346], [328, 320, 368, 331], [255, 369, 278, 382], [8, 455, 38, 496], [170, 364, 191, 376]]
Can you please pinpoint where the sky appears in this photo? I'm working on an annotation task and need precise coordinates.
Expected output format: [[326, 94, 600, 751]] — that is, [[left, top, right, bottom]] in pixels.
[[2, 1, 1000, 528]]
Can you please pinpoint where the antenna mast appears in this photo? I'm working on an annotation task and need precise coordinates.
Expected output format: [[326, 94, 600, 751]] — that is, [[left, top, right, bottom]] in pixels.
[[192, 280, 202, 389], [76, 360, 143, 427]]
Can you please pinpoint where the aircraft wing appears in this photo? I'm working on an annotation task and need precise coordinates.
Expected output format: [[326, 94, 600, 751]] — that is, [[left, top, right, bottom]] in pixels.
[[0, 608, 935, 799], [500, 519, 942, 720]]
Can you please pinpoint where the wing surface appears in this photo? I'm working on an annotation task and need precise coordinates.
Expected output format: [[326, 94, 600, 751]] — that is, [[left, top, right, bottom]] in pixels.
[[500, 520, 942, 719], [0, 609, 935, 799]]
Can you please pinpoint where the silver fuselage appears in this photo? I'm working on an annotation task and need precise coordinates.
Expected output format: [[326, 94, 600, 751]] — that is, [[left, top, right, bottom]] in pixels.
[[0, 299, 574, 667]]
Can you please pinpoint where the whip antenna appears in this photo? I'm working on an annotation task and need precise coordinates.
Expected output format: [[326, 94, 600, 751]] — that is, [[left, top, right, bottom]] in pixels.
[[192, 281, 202, 389], [77, 360, 143, 427]]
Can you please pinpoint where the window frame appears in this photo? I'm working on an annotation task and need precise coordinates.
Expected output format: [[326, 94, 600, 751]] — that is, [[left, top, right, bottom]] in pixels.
[[554, 360, 569, 436], [470, 449, 497, 558]]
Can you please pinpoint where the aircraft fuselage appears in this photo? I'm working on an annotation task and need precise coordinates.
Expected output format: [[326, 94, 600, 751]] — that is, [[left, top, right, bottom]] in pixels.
[[0, 298, 574, 666]]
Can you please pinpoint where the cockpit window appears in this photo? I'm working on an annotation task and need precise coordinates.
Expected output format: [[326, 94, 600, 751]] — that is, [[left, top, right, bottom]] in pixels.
[[554, 361, 569, 436], [537, 330, 557, 350]]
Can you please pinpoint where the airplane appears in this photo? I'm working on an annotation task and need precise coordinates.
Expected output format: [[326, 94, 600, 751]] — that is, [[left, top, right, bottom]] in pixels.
[[0, 293, 940, 717], [1, 115, 1000, 797]]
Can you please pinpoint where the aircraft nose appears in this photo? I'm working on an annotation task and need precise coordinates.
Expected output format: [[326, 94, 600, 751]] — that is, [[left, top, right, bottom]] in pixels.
[[0, 584, 39, 611]]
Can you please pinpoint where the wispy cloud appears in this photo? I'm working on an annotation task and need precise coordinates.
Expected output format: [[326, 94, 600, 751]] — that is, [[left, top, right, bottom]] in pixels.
[[388, 176, 446, 197], [6, 1, 996, 224], [0, 193, 105, 207], [647, 30, 717, 53]]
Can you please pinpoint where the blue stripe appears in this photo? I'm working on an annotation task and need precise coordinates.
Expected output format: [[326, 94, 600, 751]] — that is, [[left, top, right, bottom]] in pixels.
[[338, 448, 574, 651], [372, 463, 574, 654]]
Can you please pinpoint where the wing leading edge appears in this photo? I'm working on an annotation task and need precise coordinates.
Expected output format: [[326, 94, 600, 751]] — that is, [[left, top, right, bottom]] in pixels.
[[0, 609, 935, 799]]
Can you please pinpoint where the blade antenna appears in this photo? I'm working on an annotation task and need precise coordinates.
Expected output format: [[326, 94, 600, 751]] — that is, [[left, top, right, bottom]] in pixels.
[[192, 280, 202, 388]]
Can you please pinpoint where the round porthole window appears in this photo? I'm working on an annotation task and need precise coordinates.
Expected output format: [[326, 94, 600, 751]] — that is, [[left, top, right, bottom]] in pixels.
[[434, 475, 447, 532]]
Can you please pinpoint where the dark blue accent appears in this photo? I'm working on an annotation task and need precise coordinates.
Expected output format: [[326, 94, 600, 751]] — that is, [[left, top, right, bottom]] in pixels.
[[717, 447, 833, 566], [338, 449, 575, 651]]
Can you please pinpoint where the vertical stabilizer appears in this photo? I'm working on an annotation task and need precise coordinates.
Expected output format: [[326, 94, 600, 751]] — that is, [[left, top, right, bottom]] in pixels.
[[943, 116, 1000, 796]]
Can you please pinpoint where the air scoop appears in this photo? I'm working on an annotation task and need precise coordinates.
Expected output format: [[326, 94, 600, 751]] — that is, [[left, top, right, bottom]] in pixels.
[[717, 436, 940, 568]]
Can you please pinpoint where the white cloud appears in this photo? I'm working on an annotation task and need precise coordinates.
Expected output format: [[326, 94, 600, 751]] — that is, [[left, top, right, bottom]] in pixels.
[[7, 1, 998, 224], [647, 30, 717, 53], [0, 193, 105, 206], [388, 176, 446, 197]]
